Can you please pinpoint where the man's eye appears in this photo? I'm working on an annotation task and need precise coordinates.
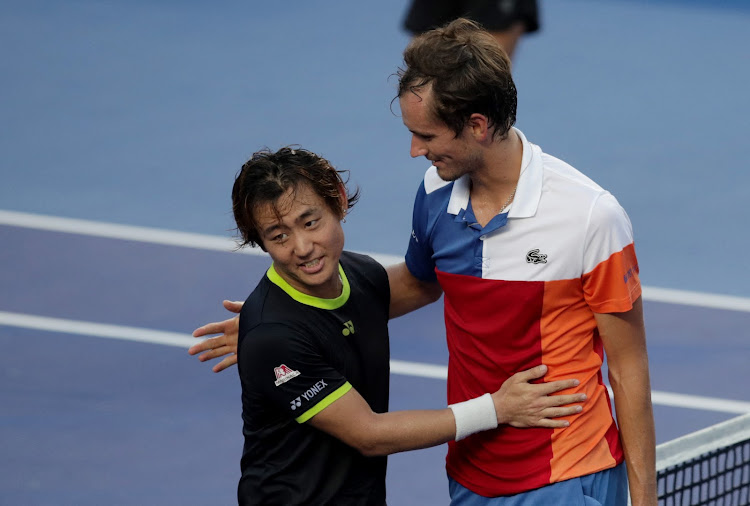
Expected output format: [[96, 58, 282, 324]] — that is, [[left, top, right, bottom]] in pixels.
[[306, 219, 319, 228], [273, 233, 288, 242]]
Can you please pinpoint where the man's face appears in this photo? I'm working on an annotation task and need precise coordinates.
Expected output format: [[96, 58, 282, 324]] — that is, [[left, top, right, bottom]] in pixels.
[[255, 183, 345, 299], [399, 86, 483, 181]]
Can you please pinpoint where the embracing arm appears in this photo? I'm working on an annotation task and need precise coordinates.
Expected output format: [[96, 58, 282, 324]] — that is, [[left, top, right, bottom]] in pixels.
[[386, 262, 442, 319], [595, 297, 656, 506], [308, 364, 586, 457], [188, 262, 440, 369], [309, 387, 455, 456]]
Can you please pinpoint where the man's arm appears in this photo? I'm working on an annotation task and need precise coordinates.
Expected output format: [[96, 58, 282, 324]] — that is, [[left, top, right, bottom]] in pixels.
[[189, 262, 438, 370], [386, 262, 442, 319], [595, 297, 657, 506], [309, 364, 585, 456]]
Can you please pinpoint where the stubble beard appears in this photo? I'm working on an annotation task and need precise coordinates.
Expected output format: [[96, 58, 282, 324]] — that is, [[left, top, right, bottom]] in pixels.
[[436, 151, 484, 182]]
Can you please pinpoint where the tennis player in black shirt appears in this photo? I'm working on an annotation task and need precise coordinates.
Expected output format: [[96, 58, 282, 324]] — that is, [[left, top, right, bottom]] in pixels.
[[217, 146, 585, 505]]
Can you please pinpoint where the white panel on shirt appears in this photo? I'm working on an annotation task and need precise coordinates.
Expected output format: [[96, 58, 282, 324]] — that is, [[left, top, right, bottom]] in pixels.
[[481, 154, 635, 282]]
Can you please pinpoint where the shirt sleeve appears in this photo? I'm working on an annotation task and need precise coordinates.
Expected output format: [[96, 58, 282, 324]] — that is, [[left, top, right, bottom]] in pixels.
[[371, 257, 391, 312], [582, 192, 642, 313], [405, 180, 438, 282], [239, 322, 352, 423]]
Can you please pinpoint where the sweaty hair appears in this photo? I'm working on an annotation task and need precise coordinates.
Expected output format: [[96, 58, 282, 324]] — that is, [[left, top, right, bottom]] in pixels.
[[232, 146, 359, 250], [396, 18, 517, 140]]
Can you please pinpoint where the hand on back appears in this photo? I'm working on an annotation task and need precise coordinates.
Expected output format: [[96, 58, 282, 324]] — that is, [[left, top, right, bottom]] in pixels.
[[188, 300, 243, 373]]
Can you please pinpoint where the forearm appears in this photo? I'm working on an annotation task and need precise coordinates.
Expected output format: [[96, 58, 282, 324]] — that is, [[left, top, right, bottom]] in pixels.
[[353, 408, 457, 456], [353, 370, 585, 455], [595, 298, 656, 505], [310, 390, 501, 456], [611, 367, 656, 505], [386, 262, 442, 318]]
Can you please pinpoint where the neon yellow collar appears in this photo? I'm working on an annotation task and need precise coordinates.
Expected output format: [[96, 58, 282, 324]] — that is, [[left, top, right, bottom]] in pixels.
[[267, 263, 350, 310]]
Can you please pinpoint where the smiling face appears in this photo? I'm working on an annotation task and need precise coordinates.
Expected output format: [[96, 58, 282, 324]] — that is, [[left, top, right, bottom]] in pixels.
[[399, 86, 484, 181], [255, 183, 346, 299]]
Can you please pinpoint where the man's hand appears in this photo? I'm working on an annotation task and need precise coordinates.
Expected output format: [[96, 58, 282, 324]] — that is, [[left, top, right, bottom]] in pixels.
[[188, 300, 243, 373], [491, 365, 585, 428]]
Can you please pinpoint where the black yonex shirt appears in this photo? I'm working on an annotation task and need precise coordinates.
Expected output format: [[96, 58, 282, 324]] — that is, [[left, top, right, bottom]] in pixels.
[[237, 251, 391, 506]]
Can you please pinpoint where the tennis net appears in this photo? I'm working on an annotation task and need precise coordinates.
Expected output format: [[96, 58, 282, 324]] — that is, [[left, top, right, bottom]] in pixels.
[[656, 412, 750, 505]]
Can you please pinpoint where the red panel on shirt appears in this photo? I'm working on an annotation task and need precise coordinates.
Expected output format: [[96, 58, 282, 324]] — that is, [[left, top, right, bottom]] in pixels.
[[437, 270, 555, 496], [436, 269, 625, 497]]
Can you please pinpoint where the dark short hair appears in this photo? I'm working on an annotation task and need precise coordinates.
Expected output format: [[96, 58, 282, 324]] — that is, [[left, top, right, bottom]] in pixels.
[[231, 146, 359, 250], [396, 18, 517, 140]]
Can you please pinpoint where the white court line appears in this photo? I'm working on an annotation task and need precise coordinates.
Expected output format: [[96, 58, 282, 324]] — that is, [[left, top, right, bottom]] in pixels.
[[3, 209, 750, 312], [2, 310, 749, 415], [0, 209, 265, 256], [0, 310, 197, 348]]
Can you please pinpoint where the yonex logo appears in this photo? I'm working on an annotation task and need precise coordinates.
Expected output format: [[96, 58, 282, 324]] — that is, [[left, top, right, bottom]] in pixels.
[[289, 379, 328, 411], [526, 249, 548, 264], [342, 320, 355, 336], [301, 380, 328, 402]]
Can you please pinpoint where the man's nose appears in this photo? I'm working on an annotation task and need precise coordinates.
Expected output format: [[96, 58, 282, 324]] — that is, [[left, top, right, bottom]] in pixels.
[[293, 232, 314, 257], [410, 135, 428, 158]]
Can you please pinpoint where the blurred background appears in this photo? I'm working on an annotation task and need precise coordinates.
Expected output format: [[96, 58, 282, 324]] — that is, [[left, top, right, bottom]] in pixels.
[[1, 0, 749, 504]]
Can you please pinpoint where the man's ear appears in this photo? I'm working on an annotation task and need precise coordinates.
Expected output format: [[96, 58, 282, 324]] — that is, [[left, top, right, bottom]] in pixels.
[[338, 182, 349, 218], [467, 113, 490, 142]]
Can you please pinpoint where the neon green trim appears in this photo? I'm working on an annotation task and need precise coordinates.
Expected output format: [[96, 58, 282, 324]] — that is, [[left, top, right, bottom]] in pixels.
[[267, 263, 350, 310], [295, 382, 352, 423]]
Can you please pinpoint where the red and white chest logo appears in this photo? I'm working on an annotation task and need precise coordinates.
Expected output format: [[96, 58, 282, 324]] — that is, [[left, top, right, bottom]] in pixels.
[[274, 364, 301, 386]]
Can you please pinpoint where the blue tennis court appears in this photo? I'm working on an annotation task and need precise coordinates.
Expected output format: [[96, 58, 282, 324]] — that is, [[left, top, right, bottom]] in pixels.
[[1, 0, 749, 504]]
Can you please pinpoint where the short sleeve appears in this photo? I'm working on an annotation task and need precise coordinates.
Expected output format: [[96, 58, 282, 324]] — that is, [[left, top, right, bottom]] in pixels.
[[358, 253, 391, 311], [405, 181, 437, 282], [239, 323, 352, 423], [582, 193, 642, 313]]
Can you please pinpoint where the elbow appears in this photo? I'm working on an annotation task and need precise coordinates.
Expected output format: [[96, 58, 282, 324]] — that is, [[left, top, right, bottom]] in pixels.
[[423, 283, 443, 304], [608, 356, 651, 390], [317, 410, 393, 457], [427, 289, 442, 304], [346, 426, 391, 457], [607, 369, 627, 396], [358, 445, 386, 458], [350, 437, 389, 457], [607, 369, 619, 390]]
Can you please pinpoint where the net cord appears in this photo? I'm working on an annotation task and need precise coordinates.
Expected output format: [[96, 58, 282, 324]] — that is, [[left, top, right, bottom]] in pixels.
[[655, 412, 750, 472]]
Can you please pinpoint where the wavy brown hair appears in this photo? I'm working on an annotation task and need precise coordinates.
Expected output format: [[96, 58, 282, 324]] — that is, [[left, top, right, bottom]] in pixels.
[[396, 18, 517, 141]]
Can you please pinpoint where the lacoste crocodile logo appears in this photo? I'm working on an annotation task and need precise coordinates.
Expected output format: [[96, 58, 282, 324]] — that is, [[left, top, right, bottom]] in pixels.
[[526, 249, 548, 264]]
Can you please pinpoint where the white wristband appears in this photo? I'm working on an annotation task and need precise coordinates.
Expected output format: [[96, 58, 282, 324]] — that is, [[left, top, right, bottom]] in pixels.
[[448, 393, 498, 441]]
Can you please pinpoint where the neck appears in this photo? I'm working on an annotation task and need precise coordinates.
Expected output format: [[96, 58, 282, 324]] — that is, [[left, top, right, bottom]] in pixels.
[[470, 129, 523, 199]]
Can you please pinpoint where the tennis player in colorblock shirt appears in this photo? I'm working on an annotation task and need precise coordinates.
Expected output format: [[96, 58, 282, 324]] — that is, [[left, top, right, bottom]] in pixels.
[[386, 18, 655, 505], [404, 127, 640, 498]]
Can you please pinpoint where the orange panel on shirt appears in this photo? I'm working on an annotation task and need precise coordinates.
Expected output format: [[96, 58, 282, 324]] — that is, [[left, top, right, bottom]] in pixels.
[[583, 243, 641, 313], [541, 278, 621, 482]]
